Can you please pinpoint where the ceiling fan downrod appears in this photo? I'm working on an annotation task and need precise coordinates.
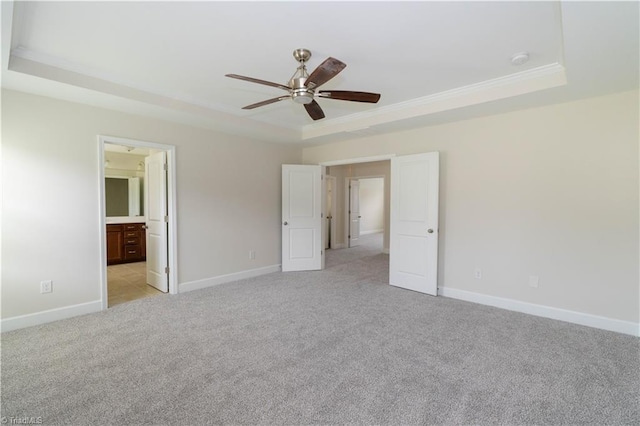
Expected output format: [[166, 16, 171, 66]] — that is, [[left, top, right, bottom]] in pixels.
[[289, 48, 314, 104]]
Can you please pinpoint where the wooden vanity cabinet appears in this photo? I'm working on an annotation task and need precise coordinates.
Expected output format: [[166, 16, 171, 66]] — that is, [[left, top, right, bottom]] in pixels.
[[106, 223, 146, 265], [106, 225, 124, 264]]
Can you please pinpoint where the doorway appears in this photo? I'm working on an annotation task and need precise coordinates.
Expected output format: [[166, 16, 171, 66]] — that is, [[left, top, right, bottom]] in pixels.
[[98, 136, 178, 310], [320, 162, 389, 273], [319, 153, 440, 296], [325, 160, 390, 253]]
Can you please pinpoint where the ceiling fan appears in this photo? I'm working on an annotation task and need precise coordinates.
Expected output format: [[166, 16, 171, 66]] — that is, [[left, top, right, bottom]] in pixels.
[[225, 48, 381, 121]]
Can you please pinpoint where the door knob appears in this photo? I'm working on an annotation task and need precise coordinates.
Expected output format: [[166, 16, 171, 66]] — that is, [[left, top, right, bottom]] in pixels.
[[283, 221, 288, 226], [427, 229, 434, 233]]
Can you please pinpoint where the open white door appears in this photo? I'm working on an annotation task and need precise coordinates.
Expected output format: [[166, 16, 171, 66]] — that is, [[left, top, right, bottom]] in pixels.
[[389, 152, 439, 295], [349, 179, 361, 247], [282, 165, 323, 272], [145, 151, 169, 292]]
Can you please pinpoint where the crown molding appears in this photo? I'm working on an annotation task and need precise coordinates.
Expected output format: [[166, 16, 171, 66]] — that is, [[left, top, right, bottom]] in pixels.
[[10, 46, 240, 116], [302, 63, 567, 140], [8, 47, 301, 141], [7, 45, 566, 144]]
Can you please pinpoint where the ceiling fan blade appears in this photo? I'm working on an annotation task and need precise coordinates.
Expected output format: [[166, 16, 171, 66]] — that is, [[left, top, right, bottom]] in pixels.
[[318, 90, 381, 103], [242, 96, 290, 110], [304, 100, 325, 120], [226, 74, 290, 91], [305, 57, 346, 89]]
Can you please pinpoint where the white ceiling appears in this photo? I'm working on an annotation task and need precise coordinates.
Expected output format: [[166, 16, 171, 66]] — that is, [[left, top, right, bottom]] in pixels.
[[1, 1, 638, 145]]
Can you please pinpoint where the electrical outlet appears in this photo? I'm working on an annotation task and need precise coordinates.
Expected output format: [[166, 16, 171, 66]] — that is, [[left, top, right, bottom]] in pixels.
[[529, 275, 539, 288], [40, 280, 53, 294], [249, 250, 256, 260], [474, 269, 482, 280]]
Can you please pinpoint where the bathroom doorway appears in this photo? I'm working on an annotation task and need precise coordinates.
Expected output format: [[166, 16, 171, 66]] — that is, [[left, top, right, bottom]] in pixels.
[[98, 135, 178, 309]]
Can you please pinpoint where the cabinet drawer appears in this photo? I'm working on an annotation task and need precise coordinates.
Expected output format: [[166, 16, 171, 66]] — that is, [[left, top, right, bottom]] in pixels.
[[124, 245, 141, 260], [124, 236, 139, 246], [123, 231, 139, 238], [123, 223, 143, 231]]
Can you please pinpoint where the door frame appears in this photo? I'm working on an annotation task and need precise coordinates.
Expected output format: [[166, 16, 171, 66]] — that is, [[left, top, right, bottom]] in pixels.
[[98, 135, 179, 310], [325, 175, 337, 250], [347, 178, 360, 248]]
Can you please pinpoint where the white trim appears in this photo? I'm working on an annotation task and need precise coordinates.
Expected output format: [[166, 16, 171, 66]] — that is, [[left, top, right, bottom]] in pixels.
[[105, 216, 145, 224], [10, 46, 241, 117], [345, 178, 352, 248], [320, 154, 395, 167], [302, 63, 566, 140], [1, 300, 102, 333], [331, 243, 347, 249], [382, 248, 390, 254], [7, 47, 301, 142], [166, 149, 179, 295], [98, 135, 179, 312], [361, 229, 384, 235], [439, 287, 640, 337], [180, 264, 281, 293]]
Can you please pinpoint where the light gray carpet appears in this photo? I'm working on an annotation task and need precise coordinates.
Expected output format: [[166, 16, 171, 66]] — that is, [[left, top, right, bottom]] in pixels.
[[2, 234, 639, 425]]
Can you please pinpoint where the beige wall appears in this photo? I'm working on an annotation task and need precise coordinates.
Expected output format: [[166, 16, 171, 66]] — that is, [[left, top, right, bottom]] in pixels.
[[359, 178, 384, 234], [1, 89, 302, 320], [304, 90, 639, 324]]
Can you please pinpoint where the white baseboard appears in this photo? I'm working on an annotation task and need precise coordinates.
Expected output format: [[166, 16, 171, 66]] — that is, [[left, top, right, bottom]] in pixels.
[[179, 264, 281, 293], [361, 229, 383, 235], [439, 287, 639, 337], [1, 300, 103, 333], [382, 248, 390, 254]]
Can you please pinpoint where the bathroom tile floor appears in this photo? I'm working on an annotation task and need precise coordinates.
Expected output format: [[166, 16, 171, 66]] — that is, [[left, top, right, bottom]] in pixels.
[[107, 262, 164, 307]]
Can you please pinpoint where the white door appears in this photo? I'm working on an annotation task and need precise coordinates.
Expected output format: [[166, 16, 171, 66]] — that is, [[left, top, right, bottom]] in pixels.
[[282, 165, 324, 272], [145, 151, 169, 292], [349, 179, 361, 247], [389, 152, 439, 295]]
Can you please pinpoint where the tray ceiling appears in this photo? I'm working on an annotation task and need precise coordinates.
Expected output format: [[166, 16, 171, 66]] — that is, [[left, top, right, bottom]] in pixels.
[[2, 1, 637, 144]]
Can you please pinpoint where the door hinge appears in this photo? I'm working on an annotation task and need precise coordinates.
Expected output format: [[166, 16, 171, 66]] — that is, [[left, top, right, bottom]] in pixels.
[[163, 163, 168, 171], [321, 250, 323, 255], [164, 266, 170, 274], [321, 174, 324, 180], [164, 215, 169, 222], [321, 213, 323, 218]]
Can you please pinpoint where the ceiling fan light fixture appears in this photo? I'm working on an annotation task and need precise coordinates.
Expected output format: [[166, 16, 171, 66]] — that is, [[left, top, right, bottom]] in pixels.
[[292, 90, 314, 105]]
